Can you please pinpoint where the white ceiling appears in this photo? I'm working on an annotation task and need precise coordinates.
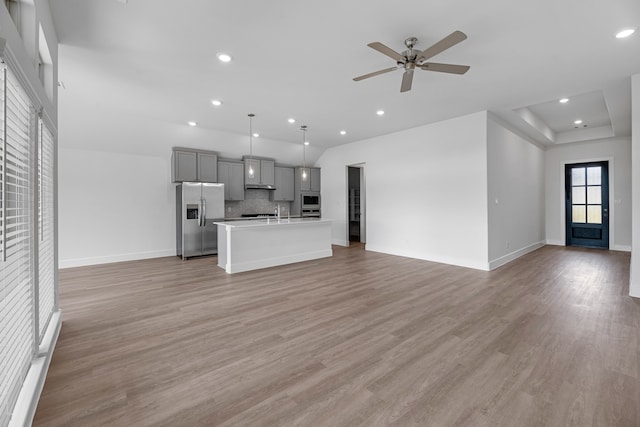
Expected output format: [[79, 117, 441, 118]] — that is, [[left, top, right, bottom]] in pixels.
[[49, 0, 640, 149]]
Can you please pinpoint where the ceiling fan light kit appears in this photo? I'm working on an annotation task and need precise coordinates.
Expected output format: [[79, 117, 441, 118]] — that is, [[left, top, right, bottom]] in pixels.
[[354, 30, 470, 92]]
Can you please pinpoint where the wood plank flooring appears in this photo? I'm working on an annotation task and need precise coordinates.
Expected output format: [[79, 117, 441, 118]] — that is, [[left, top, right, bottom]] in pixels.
[[33, 245, 640, 426]]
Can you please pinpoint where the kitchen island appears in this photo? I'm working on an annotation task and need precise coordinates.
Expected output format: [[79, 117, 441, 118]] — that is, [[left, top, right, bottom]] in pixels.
[[215, 218, 332, 274]]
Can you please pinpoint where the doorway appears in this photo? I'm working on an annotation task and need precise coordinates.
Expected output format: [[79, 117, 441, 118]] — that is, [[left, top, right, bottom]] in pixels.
[[565, 161, 609, 249], [347, 165, 365, 244]]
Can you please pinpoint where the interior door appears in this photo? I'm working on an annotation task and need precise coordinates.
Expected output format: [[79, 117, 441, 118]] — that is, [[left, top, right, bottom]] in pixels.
[[565, 161, 609, 249], [348, 166, 361, 242]]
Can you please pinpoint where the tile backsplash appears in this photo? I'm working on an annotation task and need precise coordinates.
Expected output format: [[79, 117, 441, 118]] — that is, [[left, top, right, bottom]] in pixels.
[[225, 189, 292, 218]]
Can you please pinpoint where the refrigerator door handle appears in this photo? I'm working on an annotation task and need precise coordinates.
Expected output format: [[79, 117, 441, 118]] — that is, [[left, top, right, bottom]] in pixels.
[[201, 198, 206, 227]]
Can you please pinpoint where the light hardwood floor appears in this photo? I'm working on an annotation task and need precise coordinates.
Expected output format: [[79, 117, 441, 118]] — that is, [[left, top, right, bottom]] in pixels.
[[34, 245, 639, 426]]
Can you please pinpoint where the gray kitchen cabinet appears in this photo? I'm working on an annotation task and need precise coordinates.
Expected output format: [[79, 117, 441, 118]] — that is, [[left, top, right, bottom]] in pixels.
[[310, 167, 321, 192], [243, 157, 275, 187], [172, 150, 197, 182], [218, 160, 245, 201], [172, 148, 218, 183], [244, 158, 261, 186], [261, 159, 275, 186], [295, 167, 321, 192], [273, 166, 294, 201], [197, 153, 218, 182]]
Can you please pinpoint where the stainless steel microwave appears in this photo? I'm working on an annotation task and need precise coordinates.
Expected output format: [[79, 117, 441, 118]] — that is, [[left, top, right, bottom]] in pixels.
[[301, 193, 320, 208]]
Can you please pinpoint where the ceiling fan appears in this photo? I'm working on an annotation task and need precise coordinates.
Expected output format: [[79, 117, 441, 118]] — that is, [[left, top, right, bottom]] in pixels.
[[353, 31, 470, 92]]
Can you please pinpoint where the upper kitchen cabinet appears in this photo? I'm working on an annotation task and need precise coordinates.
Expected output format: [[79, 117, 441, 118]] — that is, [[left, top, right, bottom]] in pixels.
[[295, 167, 321, 192], [197, 153, 218, 182], [273, 166, 294, 201], [310, 167, 321, 192], [171, 148, 218, 183], [172, 150, 197, 182], [243, 156, 275, 188], [261, 159, 275, 186], [244, 158, 261, 186], [218, 160, 245, 201]]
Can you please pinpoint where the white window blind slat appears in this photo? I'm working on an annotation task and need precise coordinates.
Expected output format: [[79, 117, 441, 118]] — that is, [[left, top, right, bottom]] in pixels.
[[38, 120, 55, 338], [0, 66, 35, 427]]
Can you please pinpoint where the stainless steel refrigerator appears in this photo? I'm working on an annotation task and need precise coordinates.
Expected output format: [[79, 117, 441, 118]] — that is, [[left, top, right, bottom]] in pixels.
[[176, 182, 225, 259]]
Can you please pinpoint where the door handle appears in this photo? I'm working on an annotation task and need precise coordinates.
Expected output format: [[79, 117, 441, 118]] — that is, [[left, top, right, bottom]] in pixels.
[[201, 198, 206, 227]]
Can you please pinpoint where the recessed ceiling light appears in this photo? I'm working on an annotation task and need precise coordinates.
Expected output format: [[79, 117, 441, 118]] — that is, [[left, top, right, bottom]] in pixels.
[[340, 130, 347, 135], [187, 121, 197, 127], [376, 110, 385, 116], [559, 98, 569, 103], [211, 100, 222, 106], [217, 52, 232, 63], [574, 119, 582, 125], [615, 28, 635, 39], [304, 141, 310, 146], [253, 133, 259, 138], [288, 118, 296, 124]]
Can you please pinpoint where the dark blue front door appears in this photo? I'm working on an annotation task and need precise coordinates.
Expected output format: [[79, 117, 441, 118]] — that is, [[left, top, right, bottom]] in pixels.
[[565, 161, 609, 249]]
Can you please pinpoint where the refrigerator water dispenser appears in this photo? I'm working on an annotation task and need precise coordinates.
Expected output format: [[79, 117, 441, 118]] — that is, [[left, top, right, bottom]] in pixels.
[[186, 205, 199, 219]]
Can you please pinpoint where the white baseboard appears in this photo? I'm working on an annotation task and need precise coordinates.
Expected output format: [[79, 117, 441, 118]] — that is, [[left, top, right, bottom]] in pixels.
[[364, 244, 490, 271], [545, 239, 564, 246], [59, 249, 176, 268], [9, 310, 61, 427], [488, 241, 545, 270], [332, 238, 349, 247]]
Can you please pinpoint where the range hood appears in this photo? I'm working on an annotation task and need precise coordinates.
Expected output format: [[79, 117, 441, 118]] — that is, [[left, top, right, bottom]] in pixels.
[[245, 184, 276, 190]]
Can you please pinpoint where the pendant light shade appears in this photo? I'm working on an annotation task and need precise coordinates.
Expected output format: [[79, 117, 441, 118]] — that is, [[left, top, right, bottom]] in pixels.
[[248, 113, 255, 178]]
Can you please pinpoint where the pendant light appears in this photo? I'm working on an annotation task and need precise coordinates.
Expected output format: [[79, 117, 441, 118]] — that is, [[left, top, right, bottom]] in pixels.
[[300, 125, 308, 181], [248, 113, 255, 178]]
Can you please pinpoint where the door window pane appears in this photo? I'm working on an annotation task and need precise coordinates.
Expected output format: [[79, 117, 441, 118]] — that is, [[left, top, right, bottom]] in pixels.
[[587, 186, 601, 204], [572, 186, 586, 204], [572, 205, 586, 223], [587, 167, 601, 185], [587, 205, 602, 224], [572, 168, 585, 186]]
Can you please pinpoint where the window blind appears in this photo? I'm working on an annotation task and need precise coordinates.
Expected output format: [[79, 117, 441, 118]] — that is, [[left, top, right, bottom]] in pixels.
[[0, 66, 35, 427], [37, 119, 55, 340]]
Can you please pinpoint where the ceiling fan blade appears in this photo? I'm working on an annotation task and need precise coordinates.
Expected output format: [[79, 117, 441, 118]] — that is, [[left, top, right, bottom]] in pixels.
[[367, 42, 406, 62], [419, 62, 470, 74], [400, 69, 414, 92], [415, 30, 467, 63], [353, 66, 398, 81]]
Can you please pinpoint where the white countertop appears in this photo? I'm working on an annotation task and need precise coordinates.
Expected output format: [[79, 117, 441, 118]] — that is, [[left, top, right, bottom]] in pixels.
[[214, 218, 331, 228]]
